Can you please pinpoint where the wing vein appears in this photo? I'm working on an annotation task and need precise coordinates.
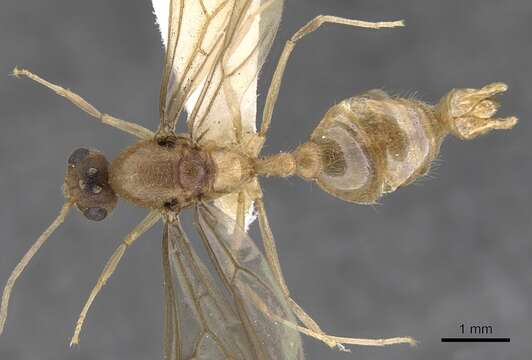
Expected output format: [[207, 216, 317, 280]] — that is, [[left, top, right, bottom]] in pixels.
[[194, 204, 269, 360], [163, 222, 181, 360], [188, 0, 253, 138], [170, 219, 247, 359], [193, 202, 305, 359], [168, 0, 232, 126], [160, 0, 186, 124], [199, 205, 279, 298]]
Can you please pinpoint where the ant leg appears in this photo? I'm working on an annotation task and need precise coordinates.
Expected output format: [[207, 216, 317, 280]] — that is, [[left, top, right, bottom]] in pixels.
[[259, 16, 404, 146], [70, 210, 160, 346], [231, 191, 251, 250], [12, 67, 154, 139], [255, 198, 336, 347], [0, 201, 74, 336], [255, 198, 416, 350], [245, 285, 416, 350], [235, 191, 247, 233]]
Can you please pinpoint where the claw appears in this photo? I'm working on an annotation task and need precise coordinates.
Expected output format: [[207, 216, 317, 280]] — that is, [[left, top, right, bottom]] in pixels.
[[438, 82, 518, 140], [335, 343, 351, 352], [11, 66, 22, 77]]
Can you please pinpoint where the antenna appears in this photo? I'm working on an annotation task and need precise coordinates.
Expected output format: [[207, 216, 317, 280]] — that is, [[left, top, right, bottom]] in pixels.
[[0, 201, 73, 335]]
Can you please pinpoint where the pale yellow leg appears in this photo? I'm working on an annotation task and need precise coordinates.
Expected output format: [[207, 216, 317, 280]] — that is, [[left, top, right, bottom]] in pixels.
[[246, 286, 416, 349], [232, 191, 247, 249], [255, 198, 416, 350], [235, 191, 246, 233], [0, 201, 73, 336], [259, 15, 404, 145], [12, 67, 154, 139], [70, 210, 161, 346]]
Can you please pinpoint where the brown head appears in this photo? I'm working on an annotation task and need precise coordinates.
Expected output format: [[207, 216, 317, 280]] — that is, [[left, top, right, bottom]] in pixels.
[[64, 148, 118, 221]]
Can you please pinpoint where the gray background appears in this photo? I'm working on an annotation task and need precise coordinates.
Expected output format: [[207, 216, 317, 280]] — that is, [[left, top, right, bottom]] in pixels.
[[1, 0, 530, 359]]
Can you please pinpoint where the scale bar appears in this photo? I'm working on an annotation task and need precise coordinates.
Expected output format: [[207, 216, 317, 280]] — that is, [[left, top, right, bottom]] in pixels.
[[441, 338, 510, 343]]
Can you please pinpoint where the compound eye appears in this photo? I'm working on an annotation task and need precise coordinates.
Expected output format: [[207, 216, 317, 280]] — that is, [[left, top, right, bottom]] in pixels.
[[83, 207, 108, 221], [68, 148, 90, 166]]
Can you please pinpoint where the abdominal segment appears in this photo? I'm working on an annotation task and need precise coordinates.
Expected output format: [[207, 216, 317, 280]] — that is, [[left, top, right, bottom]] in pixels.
[[301, 90, 447, 203]]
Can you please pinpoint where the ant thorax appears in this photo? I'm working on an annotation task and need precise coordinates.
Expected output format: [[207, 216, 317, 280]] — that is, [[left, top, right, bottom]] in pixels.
[[108, 137, 255, 211]]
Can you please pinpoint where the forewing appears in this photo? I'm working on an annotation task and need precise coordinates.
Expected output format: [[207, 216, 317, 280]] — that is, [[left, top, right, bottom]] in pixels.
[[162, 219, 256, 360], [152, 0, 284, 145], [187, 0, 284, 146], [154, 0, 235, 132], [195, 203, 305, 359]]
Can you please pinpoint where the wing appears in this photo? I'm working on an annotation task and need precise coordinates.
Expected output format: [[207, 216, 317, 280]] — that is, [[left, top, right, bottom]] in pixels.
[[194, 203, 305, 359], [153, 0, 284, 146], [162, 210, 304, 360], [162, 219, 256, 359]]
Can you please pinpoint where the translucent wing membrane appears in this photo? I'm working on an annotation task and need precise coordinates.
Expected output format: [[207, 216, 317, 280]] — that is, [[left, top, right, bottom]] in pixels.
[[163, 207, 304, 360], [163, 220, 255, 359], [154, 0, 283, 146], [161, 192, 307, 359], [195, 203, 305, 359], [157, 0, 232, 132], [186, 0, 283, 146]]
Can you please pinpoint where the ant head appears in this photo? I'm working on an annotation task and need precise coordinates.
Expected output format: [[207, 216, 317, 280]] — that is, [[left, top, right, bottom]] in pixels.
[[64, 148, 118, 221]]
